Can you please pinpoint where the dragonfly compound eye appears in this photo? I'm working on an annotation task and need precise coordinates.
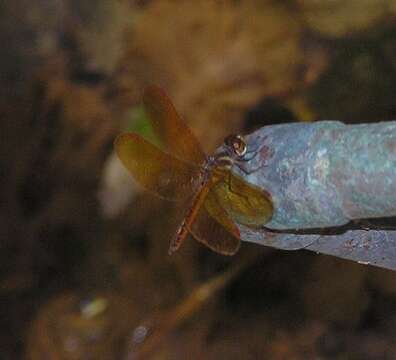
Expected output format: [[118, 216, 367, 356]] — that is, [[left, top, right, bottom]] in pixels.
[[225, 134, 247, 157]]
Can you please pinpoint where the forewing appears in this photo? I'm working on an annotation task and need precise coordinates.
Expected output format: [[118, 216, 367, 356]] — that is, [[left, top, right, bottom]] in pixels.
[[143, 86, 206, 164], [213, 170, 273, 227], [115, 133, 199, 200], [189, 189, 240, 255]]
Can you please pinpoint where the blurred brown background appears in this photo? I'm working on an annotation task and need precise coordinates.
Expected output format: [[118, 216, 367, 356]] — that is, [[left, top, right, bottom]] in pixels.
[[1, 1, 396, 359]]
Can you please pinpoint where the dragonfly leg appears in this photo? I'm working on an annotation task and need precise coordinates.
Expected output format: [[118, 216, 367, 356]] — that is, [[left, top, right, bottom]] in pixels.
[[235, 160, 268, 176]]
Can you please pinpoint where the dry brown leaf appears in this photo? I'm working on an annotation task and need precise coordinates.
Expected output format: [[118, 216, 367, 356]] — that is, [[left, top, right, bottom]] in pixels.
[[297, 0, 395, 38], [114, 0, 306, 150]]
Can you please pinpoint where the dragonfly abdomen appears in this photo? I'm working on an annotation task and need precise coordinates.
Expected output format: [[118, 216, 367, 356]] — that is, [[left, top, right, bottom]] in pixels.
[[169, 177, 212, 254]]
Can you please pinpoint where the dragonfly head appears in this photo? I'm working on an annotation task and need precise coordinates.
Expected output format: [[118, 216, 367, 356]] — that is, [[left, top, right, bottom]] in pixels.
[[212, 134, 247, 171]]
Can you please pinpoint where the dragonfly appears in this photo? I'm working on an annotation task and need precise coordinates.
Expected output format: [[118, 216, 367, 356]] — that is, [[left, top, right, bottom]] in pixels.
[[115, 86, 273, 255]]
